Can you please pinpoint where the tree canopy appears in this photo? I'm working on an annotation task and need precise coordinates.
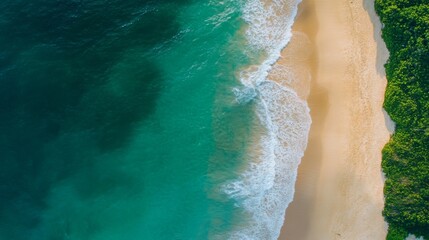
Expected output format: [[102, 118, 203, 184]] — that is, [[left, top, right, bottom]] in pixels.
[[375, 0, 429, 239]]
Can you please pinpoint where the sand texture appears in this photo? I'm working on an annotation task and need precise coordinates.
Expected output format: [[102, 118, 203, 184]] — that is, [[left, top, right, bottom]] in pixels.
[[278, 0, 392, 239]]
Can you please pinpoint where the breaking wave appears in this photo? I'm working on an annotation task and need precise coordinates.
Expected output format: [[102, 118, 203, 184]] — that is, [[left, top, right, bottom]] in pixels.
[[220, 0, 312, 239]]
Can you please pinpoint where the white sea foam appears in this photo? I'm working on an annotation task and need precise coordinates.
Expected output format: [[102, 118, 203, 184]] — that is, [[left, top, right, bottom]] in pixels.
[[221, 0, 311, 239]]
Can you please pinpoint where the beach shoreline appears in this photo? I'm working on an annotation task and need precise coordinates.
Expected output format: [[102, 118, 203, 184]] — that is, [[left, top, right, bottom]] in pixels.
[[278, 0, 391, 239]]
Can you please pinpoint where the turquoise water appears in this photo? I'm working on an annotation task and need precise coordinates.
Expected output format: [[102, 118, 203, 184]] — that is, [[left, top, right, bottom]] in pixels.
[[0, 0, 309, 239]]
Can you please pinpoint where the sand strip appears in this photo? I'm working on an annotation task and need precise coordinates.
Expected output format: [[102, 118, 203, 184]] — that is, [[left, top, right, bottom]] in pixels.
[[278, 0, 391, 239]]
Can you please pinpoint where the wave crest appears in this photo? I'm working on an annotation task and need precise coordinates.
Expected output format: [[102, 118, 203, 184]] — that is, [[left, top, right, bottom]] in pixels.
[[222, 0, 311, 239]]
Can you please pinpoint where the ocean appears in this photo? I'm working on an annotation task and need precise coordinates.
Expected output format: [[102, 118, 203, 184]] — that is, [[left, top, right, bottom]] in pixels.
[[0, 0, 310, 239]]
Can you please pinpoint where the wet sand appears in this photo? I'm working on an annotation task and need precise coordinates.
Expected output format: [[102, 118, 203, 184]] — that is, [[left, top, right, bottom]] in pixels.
[[278, 0, 391, 239]]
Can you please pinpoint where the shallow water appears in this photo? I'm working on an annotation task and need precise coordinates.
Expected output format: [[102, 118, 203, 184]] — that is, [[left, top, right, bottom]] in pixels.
[[0, 0, 309, 239]]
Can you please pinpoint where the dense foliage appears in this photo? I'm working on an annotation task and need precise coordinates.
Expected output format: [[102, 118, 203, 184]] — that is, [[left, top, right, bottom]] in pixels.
[[375, 0, 429, 239]]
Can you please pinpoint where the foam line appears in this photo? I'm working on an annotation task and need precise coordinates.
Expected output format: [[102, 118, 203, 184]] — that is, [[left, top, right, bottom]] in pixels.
[[222, 0, 311, 239]]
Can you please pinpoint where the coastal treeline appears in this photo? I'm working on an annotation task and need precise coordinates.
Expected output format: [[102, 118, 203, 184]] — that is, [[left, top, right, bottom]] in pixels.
[[375, 0, 429, 239]]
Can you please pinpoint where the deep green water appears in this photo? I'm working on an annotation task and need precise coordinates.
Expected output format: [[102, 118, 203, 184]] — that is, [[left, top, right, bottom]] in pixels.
[[0, 1, 256, 239], [0, 0, 309, 239]]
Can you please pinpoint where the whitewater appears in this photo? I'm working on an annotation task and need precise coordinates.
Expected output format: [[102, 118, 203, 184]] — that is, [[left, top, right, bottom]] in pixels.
[[222, 0, 311, 239]]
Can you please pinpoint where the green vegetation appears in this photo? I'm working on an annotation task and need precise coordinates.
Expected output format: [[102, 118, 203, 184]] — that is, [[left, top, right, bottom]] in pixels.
[[375, 0, 429, 239]]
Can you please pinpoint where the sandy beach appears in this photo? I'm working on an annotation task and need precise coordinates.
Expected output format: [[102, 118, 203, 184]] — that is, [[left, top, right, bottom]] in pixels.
[[277, 0, 392, 239]]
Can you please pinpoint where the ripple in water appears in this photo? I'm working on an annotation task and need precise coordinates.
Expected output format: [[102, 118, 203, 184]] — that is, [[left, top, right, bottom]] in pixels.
[[221, 0, 312, 239]]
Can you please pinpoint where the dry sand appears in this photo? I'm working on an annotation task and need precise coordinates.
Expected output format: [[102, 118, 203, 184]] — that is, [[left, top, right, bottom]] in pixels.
[[277, 0, 392, 239]]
